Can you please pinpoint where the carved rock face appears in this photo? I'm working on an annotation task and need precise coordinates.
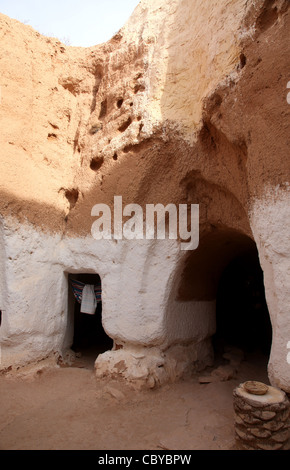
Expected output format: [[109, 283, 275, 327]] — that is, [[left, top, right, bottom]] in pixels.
[[0, 1, 289, 391]]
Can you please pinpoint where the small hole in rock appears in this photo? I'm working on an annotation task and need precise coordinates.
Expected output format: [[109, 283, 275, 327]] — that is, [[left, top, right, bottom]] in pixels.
[[240, 54, 247, 69], [49, 122, 59, 130], [118, 117, 132, 133], [117, 99, 124, 109], [90, 156, 104, 172], [62, 188, 79, 211], [113, 154, 118, 161], [90, 123, 102, 135], [99, 99, 107, 119], [134, 83, 145, 94], [48, 133, 58, 140]]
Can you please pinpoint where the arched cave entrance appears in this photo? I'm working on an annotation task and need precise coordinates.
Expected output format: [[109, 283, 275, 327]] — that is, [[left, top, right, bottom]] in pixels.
[[67, 273, 113, 368], [177, 229, 272, 377], [214, 252, 272, 358]]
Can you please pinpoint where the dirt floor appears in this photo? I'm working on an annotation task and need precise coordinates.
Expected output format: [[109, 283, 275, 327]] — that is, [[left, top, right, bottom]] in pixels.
[[0, 349, 277, 451]]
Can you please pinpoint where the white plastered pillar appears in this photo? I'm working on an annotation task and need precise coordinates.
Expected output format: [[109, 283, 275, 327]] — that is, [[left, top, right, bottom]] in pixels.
[[250, 186, 290, 393]]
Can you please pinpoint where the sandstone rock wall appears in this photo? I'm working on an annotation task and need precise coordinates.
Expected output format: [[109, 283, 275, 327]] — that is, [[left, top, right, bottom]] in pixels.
[[0, 0, 289, 390]]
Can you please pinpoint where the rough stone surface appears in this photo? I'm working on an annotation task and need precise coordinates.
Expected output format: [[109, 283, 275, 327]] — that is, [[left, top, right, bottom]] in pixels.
[[0, 0, 289, 391], [95, 341, 212, 390]]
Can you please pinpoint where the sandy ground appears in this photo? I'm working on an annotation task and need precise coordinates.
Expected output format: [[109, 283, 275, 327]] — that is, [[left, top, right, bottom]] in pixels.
[[0, 351, 274, 451]]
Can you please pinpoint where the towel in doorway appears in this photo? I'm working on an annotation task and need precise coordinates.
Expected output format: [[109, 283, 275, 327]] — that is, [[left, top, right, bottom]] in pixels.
[[70, 279, 102, 314], [81, 284, 97, 315]]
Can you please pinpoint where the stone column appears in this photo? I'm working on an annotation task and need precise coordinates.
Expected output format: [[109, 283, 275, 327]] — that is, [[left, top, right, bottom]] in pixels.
[[233, 381, 289, 450]]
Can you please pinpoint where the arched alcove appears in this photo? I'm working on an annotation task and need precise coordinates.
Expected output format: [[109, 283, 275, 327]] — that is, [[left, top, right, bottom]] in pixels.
[[168, 228, 272, 376], [177, 229, 257, 302]]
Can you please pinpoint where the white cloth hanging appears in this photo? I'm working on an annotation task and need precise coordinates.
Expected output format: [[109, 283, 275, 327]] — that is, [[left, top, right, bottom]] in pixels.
[[81, 284, 97, 315]]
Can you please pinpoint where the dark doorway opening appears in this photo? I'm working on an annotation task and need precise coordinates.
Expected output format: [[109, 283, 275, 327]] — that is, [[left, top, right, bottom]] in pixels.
[[213, 251, 272, 363], [68, 273, 113, 368], [175, 229, 272, 382]]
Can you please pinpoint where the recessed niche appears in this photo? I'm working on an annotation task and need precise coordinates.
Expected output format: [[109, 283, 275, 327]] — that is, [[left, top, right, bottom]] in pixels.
[[239, 53, 247, 69], [90, 123, 103, 135], [99, 99, 107, 119], [48, 133, 58, 140], [90, 156, 104, 172], [118, 117, 132, 133], [61, 188, 79, 211], [134, 83, 146, 94], [49, 122, 59, 130], [117, 99, 124, 109]]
